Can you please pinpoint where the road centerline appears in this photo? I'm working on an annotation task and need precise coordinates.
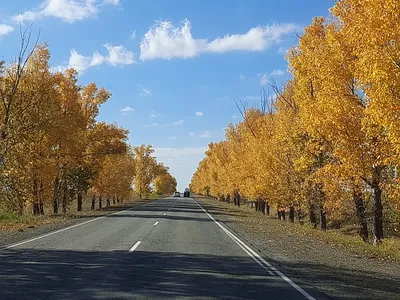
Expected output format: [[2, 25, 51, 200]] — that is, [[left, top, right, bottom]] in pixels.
[[129, 241, 142, 252], [154, 221, 159, 226]]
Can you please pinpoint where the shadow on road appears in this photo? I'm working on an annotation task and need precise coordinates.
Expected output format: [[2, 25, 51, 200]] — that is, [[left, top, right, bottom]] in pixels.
[[0, 248, 329, 300]]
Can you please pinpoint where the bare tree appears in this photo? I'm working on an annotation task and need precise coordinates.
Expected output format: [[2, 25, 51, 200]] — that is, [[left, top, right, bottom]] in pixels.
[[0, 23, 39, 155]]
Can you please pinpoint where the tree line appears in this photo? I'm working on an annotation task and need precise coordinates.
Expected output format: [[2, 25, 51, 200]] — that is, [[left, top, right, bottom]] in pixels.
[[0, 36, 176, 216], [191, 0, 400, 245]]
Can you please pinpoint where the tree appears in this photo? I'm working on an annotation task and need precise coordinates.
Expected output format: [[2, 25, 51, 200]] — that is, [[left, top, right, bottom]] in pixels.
[[133, 145, 158, 198]]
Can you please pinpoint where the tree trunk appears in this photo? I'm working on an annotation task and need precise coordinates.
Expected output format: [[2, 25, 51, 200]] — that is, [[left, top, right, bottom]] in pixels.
[[226, 194, 231, 204], [32, 202, 40, 215], [372, 184, 384, 245], [112, 197, 116, 206], [320, 205, 327, 231], [281, 210, 286, 221], [277, 210, 282, 220], [266, 202, 270, 215], [39, 201, 44, 215], [52, 177, 59, 215], [91, 194, 96, 210], [353, 188, 368, 242], [106, 198, 110, 208], [309, 206, 317, 229], [39, 181, 45, 215], [99, 195, 102, 209], [289, 206, 295, 223], [62, 184, 67, 214], [32, 178, 40, 216], [234, 190, 241, 207], [77, 191, 83, 212], [261, 201, 266, 215], [297, 209, 304, 225]]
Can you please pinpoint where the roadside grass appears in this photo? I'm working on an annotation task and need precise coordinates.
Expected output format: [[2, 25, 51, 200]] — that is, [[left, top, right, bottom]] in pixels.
[[290, 222, 400, 261], [0, 212, 59, 231], [0, 195, 157, 232], [197, 196, 400, 262]]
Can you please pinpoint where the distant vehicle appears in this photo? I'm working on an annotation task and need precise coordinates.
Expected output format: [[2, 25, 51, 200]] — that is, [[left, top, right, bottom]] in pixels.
[[183, 188, 190, 198], [173, 191, 181, 197]]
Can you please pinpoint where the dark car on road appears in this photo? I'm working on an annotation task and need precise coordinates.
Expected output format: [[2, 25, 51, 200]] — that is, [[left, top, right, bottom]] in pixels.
[[183, 188, 190, 197]]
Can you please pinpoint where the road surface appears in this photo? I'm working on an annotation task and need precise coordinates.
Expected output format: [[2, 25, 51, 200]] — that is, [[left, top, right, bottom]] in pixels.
[[0, 197, 325, 299]]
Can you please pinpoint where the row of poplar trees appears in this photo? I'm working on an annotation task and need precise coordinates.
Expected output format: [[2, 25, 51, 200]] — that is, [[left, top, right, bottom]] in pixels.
[[0, 37, 176, 216], [191, 0, 400, 245]]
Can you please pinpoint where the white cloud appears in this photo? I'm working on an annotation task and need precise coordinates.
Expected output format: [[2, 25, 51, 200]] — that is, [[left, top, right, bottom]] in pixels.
[[62, 44, 134, 74], [13, 0, 120, 24], [140, 19, 298, 60], [277, 47, 289, 55], [140, 19, 207, 60], [195, 111, 204, 117], [103, 0, 120, 5], [145, 120, 184, 127], [232, 114, 238, 119], [270, 69, 285, 76], [90, 51, 105, 66], [104, 44, 135, 66], [154, 146, 207, 191], [258, 69, 285, 85], [167, 136, 177, 140], [200, 130, 211, 138], [150, 111, 162, 118], [0, 24, 14, 37], [207, 24, 296, 53], [68, 49, 93, 73], [13, 11, 38, 23], [260, 74, 269, 86], [120, 106, 134, 112], [189, 132, 195, 136], [139, 84, 152, 96], [169, 120, 184, 126], [14, 0, 98, 23], [239, 74, 245, 80], [130, 30, 136, 40], [155, 147, 207, 158], [50, 65, 68, 73]]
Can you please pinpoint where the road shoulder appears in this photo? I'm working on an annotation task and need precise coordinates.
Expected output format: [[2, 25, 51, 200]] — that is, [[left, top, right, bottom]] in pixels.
[[195, 196, 400, 300], [0, 199, 154, 249]]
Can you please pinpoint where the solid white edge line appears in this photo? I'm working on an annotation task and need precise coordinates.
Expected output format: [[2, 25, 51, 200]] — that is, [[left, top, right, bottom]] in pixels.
[[154, 221, 159, 226], [129, 241, 141, 252], [0, 200, 158, 252], [194, 199, 316, 300]]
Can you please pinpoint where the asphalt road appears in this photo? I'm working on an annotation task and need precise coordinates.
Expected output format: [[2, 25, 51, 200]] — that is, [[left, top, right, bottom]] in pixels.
[[0, 197, 327, 300]]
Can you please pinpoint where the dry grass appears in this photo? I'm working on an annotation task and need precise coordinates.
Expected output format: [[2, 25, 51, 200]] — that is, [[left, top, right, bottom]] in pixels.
[[199, 196, 400, 262], [0, 212, 62, 231], [0, 195, 156, 232]]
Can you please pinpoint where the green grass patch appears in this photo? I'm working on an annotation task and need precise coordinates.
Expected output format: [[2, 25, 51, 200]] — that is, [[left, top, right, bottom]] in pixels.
[[0, 212, 24, 224]]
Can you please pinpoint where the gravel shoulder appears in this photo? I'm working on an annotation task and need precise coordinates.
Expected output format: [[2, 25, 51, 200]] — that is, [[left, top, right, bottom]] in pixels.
[[196, 196, 400, 300], [0, 199, 154, 248]]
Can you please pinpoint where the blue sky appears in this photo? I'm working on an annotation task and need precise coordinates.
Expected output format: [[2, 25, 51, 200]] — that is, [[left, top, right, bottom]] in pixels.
[[0, 0, 333, 191]]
